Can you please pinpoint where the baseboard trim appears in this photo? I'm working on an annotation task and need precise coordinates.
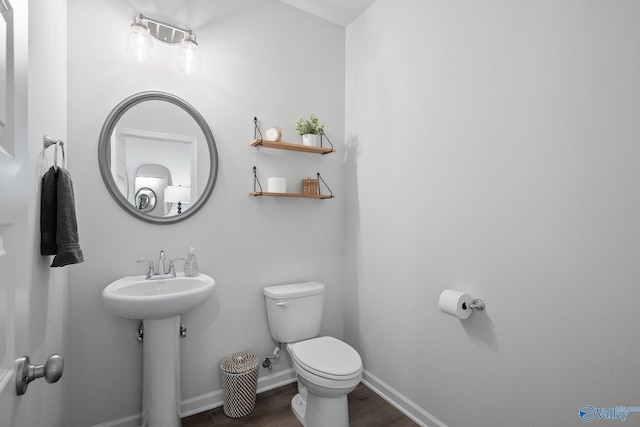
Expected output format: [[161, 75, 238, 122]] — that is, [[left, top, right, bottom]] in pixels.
[[362, 370, 447, 427], [93, 369, 297, 427], [94, 368, 446, 427], [180, 368, 297, 417], [92, 413, 140, 427]]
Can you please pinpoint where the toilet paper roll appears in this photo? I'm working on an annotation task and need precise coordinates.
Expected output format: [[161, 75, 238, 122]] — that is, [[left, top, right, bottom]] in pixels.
[[438, 289, 474, 320], [268, 177, 286, 193]]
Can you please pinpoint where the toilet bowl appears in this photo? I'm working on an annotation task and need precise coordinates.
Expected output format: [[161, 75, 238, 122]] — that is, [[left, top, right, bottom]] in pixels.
[[288, 337, 362, 427], [263, 282, 363, 427]]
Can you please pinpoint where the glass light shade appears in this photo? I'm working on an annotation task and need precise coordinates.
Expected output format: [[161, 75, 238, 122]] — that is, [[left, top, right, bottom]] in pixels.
[[125, 23, 154, 63], [164, 186, 191, 204], [176, 39, 201, 75]]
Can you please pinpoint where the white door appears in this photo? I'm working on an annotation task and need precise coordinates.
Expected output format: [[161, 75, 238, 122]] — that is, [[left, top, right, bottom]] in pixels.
[[0, 0, 66, 425], [0, 0, 32, 423], [0, 120, 26, 423], [0, 0, 29, 420]]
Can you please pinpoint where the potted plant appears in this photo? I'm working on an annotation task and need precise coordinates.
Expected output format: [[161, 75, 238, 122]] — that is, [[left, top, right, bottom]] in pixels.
[[295, 114, 325, 147]]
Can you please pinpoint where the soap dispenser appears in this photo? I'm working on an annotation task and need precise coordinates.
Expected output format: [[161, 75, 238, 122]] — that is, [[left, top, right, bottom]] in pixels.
[[184, 247, 199, 277]]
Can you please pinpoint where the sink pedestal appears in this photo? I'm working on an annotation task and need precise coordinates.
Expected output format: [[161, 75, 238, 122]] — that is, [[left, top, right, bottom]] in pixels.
[[142, 316, 181, 427], [101, 273, 215, 427]]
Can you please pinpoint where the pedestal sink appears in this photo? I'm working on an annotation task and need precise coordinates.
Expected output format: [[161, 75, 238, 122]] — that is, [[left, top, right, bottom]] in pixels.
[[102, 273, 215, 427]]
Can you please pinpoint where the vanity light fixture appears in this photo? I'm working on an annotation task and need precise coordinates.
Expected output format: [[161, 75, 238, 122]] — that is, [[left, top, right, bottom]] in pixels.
[[126, 14, 202, 74], [125, 16, 154, 63]]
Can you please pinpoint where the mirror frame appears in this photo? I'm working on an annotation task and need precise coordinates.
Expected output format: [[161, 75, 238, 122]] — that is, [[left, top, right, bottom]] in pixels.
[[98, 91, 218, 224]]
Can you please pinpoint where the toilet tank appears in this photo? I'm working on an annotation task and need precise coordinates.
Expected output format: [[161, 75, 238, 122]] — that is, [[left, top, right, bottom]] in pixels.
[[263, 281, 325, 343]]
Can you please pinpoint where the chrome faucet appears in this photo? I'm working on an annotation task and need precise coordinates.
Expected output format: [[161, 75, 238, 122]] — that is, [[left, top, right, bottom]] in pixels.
[[137, 251, 184, 280], [158, 251, 167, 275]]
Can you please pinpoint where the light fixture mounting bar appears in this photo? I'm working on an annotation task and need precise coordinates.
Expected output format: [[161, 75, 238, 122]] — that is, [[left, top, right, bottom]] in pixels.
[[136, 14, 195, 45]]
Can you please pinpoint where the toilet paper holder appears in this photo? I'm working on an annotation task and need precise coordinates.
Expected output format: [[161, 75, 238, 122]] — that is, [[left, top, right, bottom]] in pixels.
[[463, 299, 486, 311], [439, 289, 486, 320]]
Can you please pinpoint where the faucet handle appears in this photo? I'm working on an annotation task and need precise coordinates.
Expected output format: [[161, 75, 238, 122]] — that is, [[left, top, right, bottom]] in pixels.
[[137, 260, 155, 279], [169, 258, 185, 277]]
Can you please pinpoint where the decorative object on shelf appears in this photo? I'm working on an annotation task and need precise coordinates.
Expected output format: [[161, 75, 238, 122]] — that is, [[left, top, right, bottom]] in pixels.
[[251, 167, 334, 199], [302, 134, 318, 147], [267, 177, 287, 193], [302, 177, 319, 195], [125, 14, 201, 75], [264, 127, 281, 142], [252, 117, 334, 154], [295, 114, 325, 147]]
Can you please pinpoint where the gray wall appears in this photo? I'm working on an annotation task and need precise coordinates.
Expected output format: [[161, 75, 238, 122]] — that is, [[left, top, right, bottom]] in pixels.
[[67, 1, 345, 425], [345, 0, 640, 426]]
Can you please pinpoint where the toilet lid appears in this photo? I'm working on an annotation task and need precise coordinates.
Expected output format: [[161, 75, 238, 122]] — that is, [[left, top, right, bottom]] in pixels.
[[289, 336, 362, 379]]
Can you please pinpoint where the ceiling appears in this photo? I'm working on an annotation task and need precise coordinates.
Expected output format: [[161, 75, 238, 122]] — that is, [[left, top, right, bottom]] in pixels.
[[279, 0, 376, 26]]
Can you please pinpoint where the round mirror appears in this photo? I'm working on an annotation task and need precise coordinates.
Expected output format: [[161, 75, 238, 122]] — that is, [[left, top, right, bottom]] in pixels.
[[98, 92, 218, 224]]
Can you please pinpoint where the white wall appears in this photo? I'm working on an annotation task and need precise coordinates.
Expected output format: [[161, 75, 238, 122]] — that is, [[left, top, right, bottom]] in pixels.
[[345, 1, 640, 426], [66, 1, 345, 425]]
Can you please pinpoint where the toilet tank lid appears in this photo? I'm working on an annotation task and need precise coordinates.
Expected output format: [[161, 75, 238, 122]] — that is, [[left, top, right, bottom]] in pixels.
[[263, 281, 325, 299]]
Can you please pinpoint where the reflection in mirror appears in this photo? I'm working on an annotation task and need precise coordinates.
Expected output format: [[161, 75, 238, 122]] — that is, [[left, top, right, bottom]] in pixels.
[[134, 164, 171, 215], [135, 187, 157, 213], [164, 185, 190, 214], [99, 92, 217, 224], [111, 104, 204, 218]]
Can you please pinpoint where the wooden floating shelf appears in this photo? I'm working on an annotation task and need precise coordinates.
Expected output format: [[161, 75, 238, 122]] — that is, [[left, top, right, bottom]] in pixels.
[[250, 192, 335, 199], [250, 139, 335, 155]]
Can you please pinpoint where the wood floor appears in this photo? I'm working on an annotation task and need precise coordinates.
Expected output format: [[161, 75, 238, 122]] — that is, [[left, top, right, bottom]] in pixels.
[[182, 382, 418, 427]]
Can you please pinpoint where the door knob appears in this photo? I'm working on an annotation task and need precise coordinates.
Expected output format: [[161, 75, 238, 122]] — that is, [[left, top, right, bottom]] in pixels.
[[15, 354, 64, 396]]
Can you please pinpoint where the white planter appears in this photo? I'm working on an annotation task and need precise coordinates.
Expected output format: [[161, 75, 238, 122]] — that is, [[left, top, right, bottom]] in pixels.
[[302, 134, 319, 147]]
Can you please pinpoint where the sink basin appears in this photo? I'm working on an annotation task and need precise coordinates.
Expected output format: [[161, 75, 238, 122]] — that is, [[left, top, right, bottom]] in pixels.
[[102, 273, 215, 319]]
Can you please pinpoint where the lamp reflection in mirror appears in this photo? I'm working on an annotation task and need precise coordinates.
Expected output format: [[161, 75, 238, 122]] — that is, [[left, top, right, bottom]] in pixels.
[[126, 14, 201, 74], [165, 185, 191, 214]]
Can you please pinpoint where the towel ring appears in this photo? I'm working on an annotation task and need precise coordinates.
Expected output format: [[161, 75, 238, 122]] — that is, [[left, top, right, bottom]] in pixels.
[[43, 134, 65, 171]]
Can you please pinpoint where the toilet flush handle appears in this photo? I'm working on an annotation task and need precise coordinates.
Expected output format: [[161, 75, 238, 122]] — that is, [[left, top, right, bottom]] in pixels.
[[276, 301, 289, 308]]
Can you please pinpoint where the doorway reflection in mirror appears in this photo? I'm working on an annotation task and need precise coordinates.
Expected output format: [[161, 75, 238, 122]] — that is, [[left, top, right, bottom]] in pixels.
[[111, 127, 196, 218]]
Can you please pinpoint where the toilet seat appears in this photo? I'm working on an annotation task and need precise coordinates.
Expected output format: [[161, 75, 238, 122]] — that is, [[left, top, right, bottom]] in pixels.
[[288, 336, 362, 381]]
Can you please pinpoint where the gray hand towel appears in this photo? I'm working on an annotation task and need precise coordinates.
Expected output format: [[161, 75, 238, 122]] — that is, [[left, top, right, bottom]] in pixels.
[[40, 166, 58, 255], [51, 167, 84, 267], [46, 166, 84, 267]]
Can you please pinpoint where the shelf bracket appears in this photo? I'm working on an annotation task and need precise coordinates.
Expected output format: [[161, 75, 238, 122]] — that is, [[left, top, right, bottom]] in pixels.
[[252, 166, 263, 195], [317, 172, 333, 198], [254, 117, 263, 145], [319, 131, 334, 153]]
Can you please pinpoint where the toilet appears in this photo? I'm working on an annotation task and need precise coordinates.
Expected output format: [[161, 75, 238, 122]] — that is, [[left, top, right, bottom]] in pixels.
[[263, 281, 362, 427]]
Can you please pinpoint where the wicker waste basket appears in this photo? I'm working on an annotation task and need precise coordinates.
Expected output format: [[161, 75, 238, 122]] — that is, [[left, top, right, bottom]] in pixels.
[[220, 352, 259, 418]]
